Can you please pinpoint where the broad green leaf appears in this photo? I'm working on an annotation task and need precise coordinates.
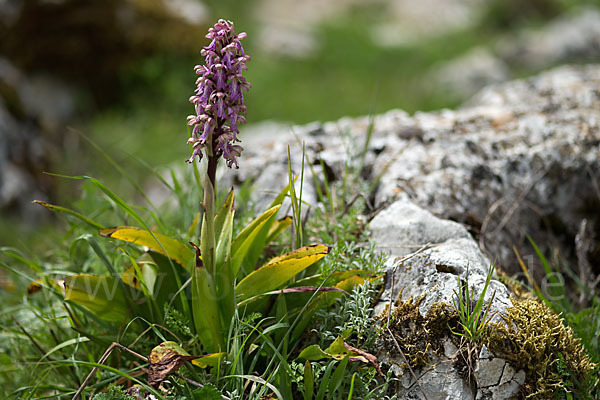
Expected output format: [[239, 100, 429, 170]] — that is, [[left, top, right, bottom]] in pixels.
[[215, 192, 235, 269], [335, 275, 368, 292], [298, 337, 351, 361], [147, 251, 189, 315], [269, 175, 297, 209], [201, 178, 216, 274], [298, 345, 330, 361], [215, 258, 235, 337], [265, 216, 293, 245], [191, 352, 225, 368], [325, 336, 349, 355], [293, 270, 377, 288], [231, 205, 281, 276], [242, 180, 296, 270], [191, 248, 223, 352], [213, 190, 235, 329], [99, 227, 194, 272], [235, 244, 330, 301], [63, 274, 130, 322], [214, 189, 235, 242], [315, 360, 336, 400]]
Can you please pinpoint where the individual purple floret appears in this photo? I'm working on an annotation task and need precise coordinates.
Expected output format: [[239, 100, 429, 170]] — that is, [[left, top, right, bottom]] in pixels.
[[187, 19, 250, 169]]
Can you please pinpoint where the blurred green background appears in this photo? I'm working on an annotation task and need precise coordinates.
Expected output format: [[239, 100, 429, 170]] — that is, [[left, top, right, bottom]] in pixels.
[[0, 0, 598, 250]]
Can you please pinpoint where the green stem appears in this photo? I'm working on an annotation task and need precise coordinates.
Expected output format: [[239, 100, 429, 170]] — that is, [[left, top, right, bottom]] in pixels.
[[201, 134, 218, 275]]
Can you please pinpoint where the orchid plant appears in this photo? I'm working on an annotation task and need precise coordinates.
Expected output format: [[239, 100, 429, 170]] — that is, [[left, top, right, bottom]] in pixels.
[[24, 20, 377, 395]]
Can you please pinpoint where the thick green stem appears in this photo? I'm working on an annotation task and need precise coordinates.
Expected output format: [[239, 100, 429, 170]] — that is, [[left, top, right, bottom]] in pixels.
[[201, 134, 218, 275]]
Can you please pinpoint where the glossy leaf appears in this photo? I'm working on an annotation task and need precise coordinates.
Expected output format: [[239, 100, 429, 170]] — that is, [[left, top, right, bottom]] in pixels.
[[63, 274, 129, 322], [191, 246, 223, 352], [121, 260, 158, 294], [191, 352, 225, 368], [214, 189, 235, 243], [235, 244, 330, 301], [230, 205, 281, 276], [99, 227, 194, 272]]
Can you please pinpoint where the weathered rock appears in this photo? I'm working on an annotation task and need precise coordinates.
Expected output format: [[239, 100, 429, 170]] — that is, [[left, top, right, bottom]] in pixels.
[[475, 345, 526, 400], [369, 195, 472, 257], [370, 198, 516, 399], [371, 198, 511, 318], [225, 65, 600, 276], [498, 6, 600, 69], [430, 47, 509, 99]]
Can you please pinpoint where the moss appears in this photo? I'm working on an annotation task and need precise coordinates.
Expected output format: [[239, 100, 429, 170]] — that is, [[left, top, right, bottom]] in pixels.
[[483, 298, 597, 399], [377, 294, 460, 370]]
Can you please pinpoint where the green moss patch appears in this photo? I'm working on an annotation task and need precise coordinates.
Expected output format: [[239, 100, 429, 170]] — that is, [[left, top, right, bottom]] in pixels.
[[483, 298, 597, 399], [377, 295, 460, 369]]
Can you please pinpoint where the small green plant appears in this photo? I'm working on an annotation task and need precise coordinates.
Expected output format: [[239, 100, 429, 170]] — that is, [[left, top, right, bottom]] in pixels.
[[450, 264, 497, 342], [91, 384, 136, 400]]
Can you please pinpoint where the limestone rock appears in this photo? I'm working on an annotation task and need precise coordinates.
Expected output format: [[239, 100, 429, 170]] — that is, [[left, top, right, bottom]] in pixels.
[[499, 6, 600, 69], [430, 47, 509, 99], [369, 196, 471, 257], [221, 65, 599, 275], [475, 345, 526, 400], [371, 199, 515, 399]]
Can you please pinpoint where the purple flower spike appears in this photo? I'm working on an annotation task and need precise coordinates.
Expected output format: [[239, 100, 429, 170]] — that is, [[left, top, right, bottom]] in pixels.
[[187, 19, 250, 168]]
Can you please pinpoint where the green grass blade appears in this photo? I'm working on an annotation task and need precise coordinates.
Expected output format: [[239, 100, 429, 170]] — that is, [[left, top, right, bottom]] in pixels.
[[328, 353, 350, 395], [315, 360, 336, 400], [304, 360, 314, 400], [33, 200, 104, 230]]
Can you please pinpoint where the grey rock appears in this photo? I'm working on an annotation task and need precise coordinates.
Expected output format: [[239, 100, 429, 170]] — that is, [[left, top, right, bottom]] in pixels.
[[393, 339, 473, 400], [372, 199, 511, 319], [499, 6, 600, 69], [370, 196, 471, 257], [371, 65, 600, 273], [476, 346, 525, 400], [430, 47, 509, 99], [371, 199, 514, 399], [208, 65, 599, 275]]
